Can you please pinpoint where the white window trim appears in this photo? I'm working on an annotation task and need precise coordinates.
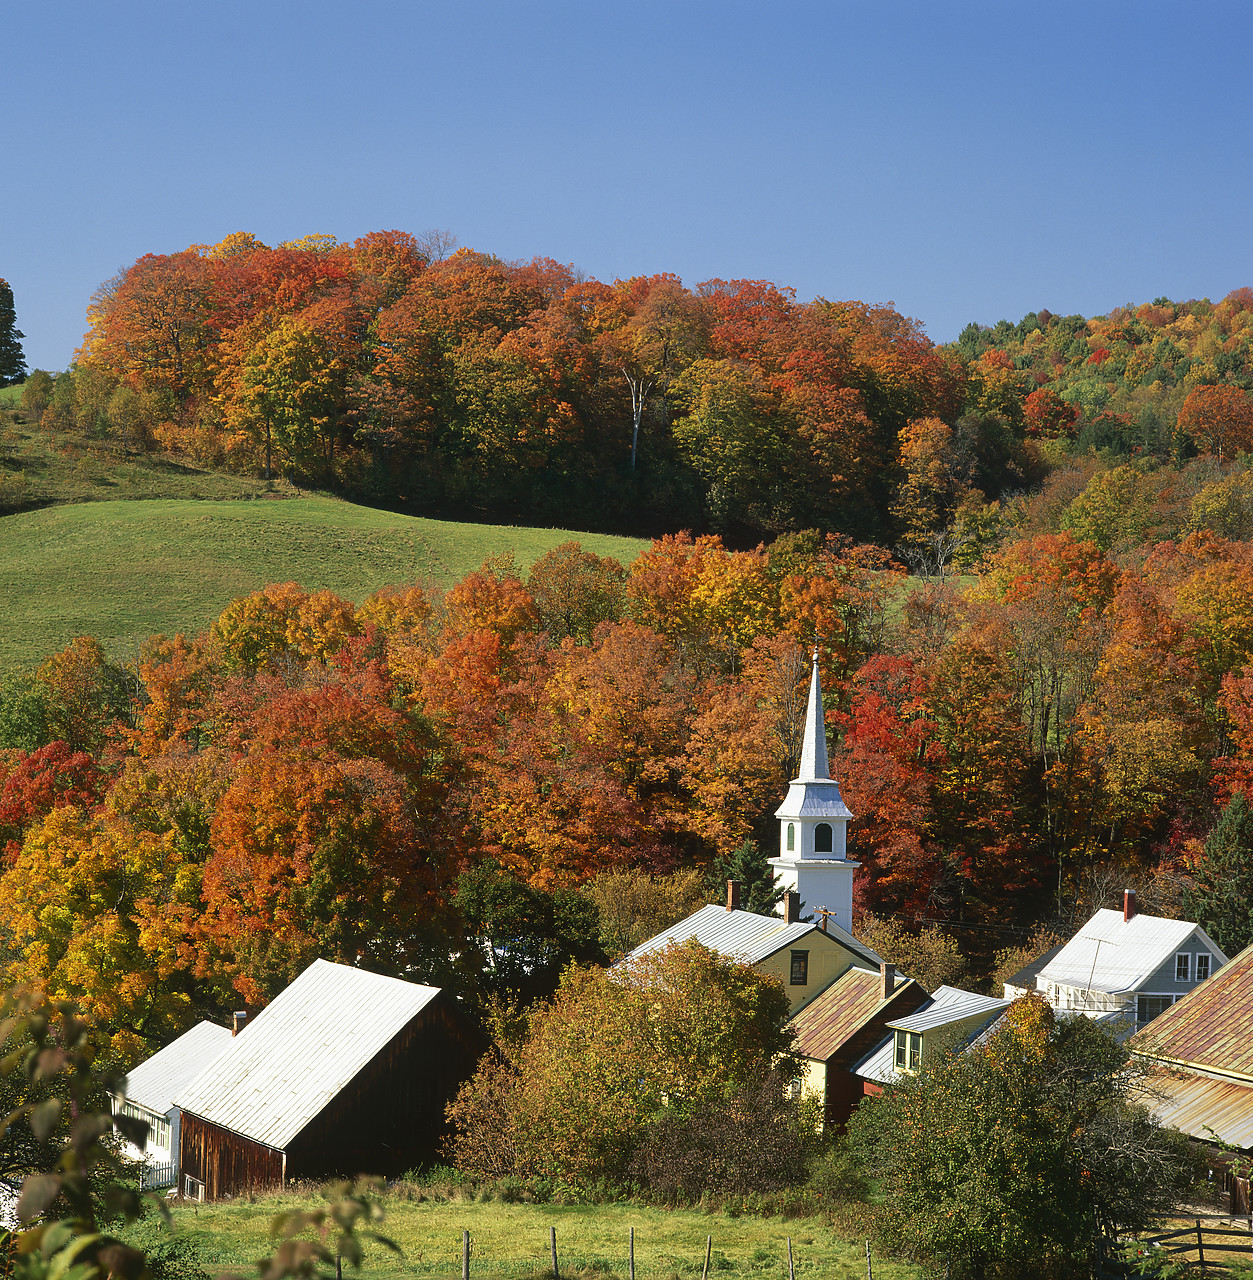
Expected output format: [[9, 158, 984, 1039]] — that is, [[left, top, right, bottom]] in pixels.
[[1195, 952, 1211, 981], [1175, 952, 1191, 981]]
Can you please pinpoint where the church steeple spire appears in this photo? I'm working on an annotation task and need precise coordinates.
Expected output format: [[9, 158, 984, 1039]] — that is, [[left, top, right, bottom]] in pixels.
[[769, 648, 858, 928], [798, 649, 831, 781]]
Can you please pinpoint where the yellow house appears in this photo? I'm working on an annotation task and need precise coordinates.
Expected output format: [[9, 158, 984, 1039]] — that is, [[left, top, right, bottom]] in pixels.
[[622, 882, 882, 1014]]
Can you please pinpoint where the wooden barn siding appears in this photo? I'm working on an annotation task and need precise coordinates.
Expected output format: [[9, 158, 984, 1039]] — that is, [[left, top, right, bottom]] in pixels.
[[284, 995, 484, 1181], [823, 985, 931, 1131], [180, 1112, 284, 1200]]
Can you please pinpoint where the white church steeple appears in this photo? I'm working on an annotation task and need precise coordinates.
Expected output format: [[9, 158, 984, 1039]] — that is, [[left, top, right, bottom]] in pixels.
[[769, 650, 859, 928]]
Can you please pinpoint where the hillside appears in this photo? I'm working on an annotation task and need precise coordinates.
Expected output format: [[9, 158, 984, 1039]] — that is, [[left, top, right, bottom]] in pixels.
[[0, 496, 646, 670]]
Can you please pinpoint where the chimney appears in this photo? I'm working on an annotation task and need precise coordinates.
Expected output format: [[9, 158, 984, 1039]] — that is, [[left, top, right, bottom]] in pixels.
[[881, 962, 896, 1000], [1123, 889, 1137, 923], [784, 891, 802, 924], [232, 1011, 248, 1037], [726, 879, 742, 912]]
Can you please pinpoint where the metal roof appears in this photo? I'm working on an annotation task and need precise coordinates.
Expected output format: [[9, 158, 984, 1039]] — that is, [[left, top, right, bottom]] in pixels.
[[174, 959, 441, 1150], [887, 984, 1010, 1033], [852, 986, 1011, 1083], [788, 968, 921, 1062], [623, 903, 880, 970], [122, 1021, 233, 1116], [1131, 942, 1253, 1082], [1134, 1066, 1253, 1149], [1038, 910, 1227, 995]]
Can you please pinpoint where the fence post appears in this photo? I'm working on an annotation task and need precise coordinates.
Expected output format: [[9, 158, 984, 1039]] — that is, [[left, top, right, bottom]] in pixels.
[[1196, 1219, 1205, 1271], [629, 1227, 635, 1280], [551, 1227, 559, 1280], [462, 1231, 469, 1280], [787, 1238, 794, 1280], [865, 1239, 872, 1280], [701, 1235, 711, 1280]]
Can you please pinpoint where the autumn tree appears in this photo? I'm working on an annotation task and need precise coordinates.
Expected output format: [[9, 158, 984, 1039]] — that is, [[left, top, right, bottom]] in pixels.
[[448, 940, 797, 1187], [1177, 383, 1253, 460], [848, 997, 1194, 1279]]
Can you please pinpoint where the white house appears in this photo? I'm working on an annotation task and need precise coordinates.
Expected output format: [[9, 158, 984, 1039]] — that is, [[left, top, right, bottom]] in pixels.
[[1027, 891, 1228, 1032], [769, 652, 859, 933], [113, 1019, 235, 1188]]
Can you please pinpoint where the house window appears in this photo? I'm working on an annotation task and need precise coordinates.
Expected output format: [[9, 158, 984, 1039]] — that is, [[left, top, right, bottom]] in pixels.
[[1195, 953, 1210, 981], [1136, 994, 1174, 1028], [790, 950, 809, 985], [1175, 953, 1191, 982], [894, 1030, 923, 1070], [786, 823, 795, 852], [814, 823, 833, 853], [117, 1100, 169, 1152]]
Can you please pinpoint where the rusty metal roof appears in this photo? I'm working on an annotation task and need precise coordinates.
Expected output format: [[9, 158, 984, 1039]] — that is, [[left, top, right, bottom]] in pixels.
[[175, 959, 441, 1150], [788, 968, 921, 1061], [1134, 1065, 1253, 1149], [1131, 942, 1253, 1082]]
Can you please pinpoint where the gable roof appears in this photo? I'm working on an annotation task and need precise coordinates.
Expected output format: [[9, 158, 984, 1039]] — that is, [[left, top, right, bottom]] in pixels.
[[175, 959, 441, 1150], [1131, 942, 1253, 1082], [122, 1020, 233, 1116], [623, 902, 879, 970], [886, 984, 1010, 1033], [1037, 909, 1226, 995], [788, 967, 922, 1062], [1003, 943, 1066, 992]]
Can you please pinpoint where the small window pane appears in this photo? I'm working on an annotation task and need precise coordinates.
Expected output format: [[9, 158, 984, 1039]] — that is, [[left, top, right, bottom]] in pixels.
[[790, 950, 809, 985], [895, 1033, 906, 1069], [1176, 953, 1190, 981], [908, 1033, 923, 1069], [1195, 953, 1210, 981], [786, 823, 795, 852]]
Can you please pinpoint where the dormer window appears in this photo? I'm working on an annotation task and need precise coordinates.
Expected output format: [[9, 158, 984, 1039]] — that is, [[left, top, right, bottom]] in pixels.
[[814, 823, 833, 853], [894, 1030, 922, 1071], [1176, 953, 1191, 981], [1195, 953, 1210, 981]]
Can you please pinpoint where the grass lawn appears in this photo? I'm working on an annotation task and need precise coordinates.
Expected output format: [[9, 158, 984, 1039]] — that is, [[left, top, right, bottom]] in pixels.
[[121, 1192, 918, 1280], [0, 496, 647, 671]]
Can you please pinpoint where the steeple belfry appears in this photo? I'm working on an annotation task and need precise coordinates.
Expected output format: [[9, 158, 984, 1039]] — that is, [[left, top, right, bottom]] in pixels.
[[769, 650, 859, 928]]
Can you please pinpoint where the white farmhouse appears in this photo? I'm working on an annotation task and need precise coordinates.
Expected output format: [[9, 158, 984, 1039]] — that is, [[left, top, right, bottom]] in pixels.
[[113, 1019, 235, 1188], [1028, 891, 1228, 1032]]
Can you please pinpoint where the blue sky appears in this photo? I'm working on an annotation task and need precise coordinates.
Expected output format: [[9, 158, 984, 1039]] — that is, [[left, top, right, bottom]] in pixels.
[[5, 0, 1251, 371]]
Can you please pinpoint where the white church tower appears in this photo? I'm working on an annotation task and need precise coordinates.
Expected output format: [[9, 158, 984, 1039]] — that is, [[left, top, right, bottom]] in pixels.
[[769, 651, 859, 929]]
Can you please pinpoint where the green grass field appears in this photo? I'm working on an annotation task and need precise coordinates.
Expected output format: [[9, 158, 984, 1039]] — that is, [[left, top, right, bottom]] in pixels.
[[119, 1191, 917, 1280], [0, 496, 647, 671]]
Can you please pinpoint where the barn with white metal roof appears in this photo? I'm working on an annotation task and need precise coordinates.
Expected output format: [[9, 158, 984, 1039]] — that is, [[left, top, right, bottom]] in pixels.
[[174, 959, 483, 1198]]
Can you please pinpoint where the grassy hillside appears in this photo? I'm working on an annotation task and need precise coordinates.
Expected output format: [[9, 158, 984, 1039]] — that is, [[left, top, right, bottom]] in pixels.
[[119, 1191, 917, 1280], [0, 497, 647, 671]]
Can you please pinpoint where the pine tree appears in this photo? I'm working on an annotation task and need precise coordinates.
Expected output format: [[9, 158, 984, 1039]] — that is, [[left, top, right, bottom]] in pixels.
[[1181, 792, 1253, 956], [709, 837, 784, 915], [0, 279, 26, 386]]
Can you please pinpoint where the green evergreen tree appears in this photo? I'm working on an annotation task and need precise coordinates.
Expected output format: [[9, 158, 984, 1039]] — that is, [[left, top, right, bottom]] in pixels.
[[1181, 791, 1253, 956], [0, 279, 27, 386], [708, 837, 784, 915]]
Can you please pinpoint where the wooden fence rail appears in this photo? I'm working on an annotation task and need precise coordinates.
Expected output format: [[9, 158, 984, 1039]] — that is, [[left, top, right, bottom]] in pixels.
[[1099, 1213, 1253, 1276]]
